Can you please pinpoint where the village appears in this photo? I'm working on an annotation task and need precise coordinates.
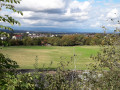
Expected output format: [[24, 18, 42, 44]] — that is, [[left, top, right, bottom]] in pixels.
[[0, 31, 59, 40], [0, 30, 98, 40]]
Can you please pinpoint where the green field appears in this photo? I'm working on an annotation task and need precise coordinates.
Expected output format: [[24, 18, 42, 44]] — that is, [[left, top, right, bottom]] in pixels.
[[0, 46, 100, 70]]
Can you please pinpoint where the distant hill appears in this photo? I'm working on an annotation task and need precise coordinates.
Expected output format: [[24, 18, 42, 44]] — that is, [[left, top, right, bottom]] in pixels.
[[0, 28, 113, 34]]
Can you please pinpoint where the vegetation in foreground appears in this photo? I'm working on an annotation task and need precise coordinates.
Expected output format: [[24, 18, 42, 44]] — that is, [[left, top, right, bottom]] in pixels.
[[0, 0, 120, 90], [0, 46, 100, 70], [0, 35, 120, 89]]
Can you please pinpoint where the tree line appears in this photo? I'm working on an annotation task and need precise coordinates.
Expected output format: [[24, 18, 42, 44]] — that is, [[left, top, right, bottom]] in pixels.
[[0, 33, 114, 46]]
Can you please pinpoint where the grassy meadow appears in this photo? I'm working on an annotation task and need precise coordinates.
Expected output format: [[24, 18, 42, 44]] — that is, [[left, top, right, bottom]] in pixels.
[[0, 46, 100, 70]]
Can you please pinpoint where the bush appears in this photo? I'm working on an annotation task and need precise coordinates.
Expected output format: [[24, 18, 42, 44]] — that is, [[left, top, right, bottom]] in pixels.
[[83, 33, 120, 89], [0, 53, 19, 89]]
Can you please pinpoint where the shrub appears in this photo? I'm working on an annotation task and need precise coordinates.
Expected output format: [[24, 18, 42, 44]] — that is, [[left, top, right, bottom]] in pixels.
[[83, 33, 120, 89], [0, 53, 19, 89]]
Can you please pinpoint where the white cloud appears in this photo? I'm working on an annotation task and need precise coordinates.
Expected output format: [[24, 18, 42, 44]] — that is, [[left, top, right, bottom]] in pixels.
[[22, 19, 40, 24], [80, 16, 89, 20], [107, 8, 119, 19], [64, 1, 90, 21], [91, 22, 101, 27], [107, 23, 120, 28], [68, 1, 90, 11], [16, 0, 65, 11], [12, 0, 91, 27], [12, 11, 34, 18], [1, 0, 120, 31]]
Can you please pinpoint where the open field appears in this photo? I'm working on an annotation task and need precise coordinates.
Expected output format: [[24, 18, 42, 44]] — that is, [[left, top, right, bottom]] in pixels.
[[0, 46, 100, 70]]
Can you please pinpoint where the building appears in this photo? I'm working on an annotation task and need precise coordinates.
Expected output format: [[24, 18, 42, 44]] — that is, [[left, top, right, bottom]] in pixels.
[[12, 35, 23, 40], [0, 36, 7, 40], [28, 33, 47, 38]]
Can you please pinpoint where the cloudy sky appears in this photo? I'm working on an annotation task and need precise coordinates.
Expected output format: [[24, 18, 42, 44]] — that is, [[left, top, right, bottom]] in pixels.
[[1, 0, 120, 32]]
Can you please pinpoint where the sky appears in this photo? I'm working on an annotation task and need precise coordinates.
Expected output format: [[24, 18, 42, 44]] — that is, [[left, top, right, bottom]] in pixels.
[[1, 0, 120, 33]]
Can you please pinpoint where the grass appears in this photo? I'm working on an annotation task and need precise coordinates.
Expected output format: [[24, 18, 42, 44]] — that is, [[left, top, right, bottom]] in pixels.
[[0, 46, 100, 70]]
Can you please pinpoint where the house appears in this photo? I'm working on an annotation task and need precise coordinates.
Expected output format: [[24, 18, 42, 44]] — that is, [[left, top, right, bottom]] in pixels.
[[0, 36, 7, 40], [50, 35, 55, 37], [28, 33, 48, 38], [12, 35, 23, 40]]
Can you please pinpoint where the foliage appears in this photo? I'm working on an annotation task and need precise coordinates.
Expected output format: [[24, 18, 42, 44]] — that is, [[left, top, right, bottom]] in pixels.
[[0, 33, 119, 90], [0, 0, 23, 30], [83, 33, 120, 89], [0, 53, 19, 89], [9, 39, 23, 46], [0, 57, 82, 90], [0, 0, 23, 46], [0, 0, 22, 89], [7, 33, 109, 46], [0, 1, 120, 89]]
